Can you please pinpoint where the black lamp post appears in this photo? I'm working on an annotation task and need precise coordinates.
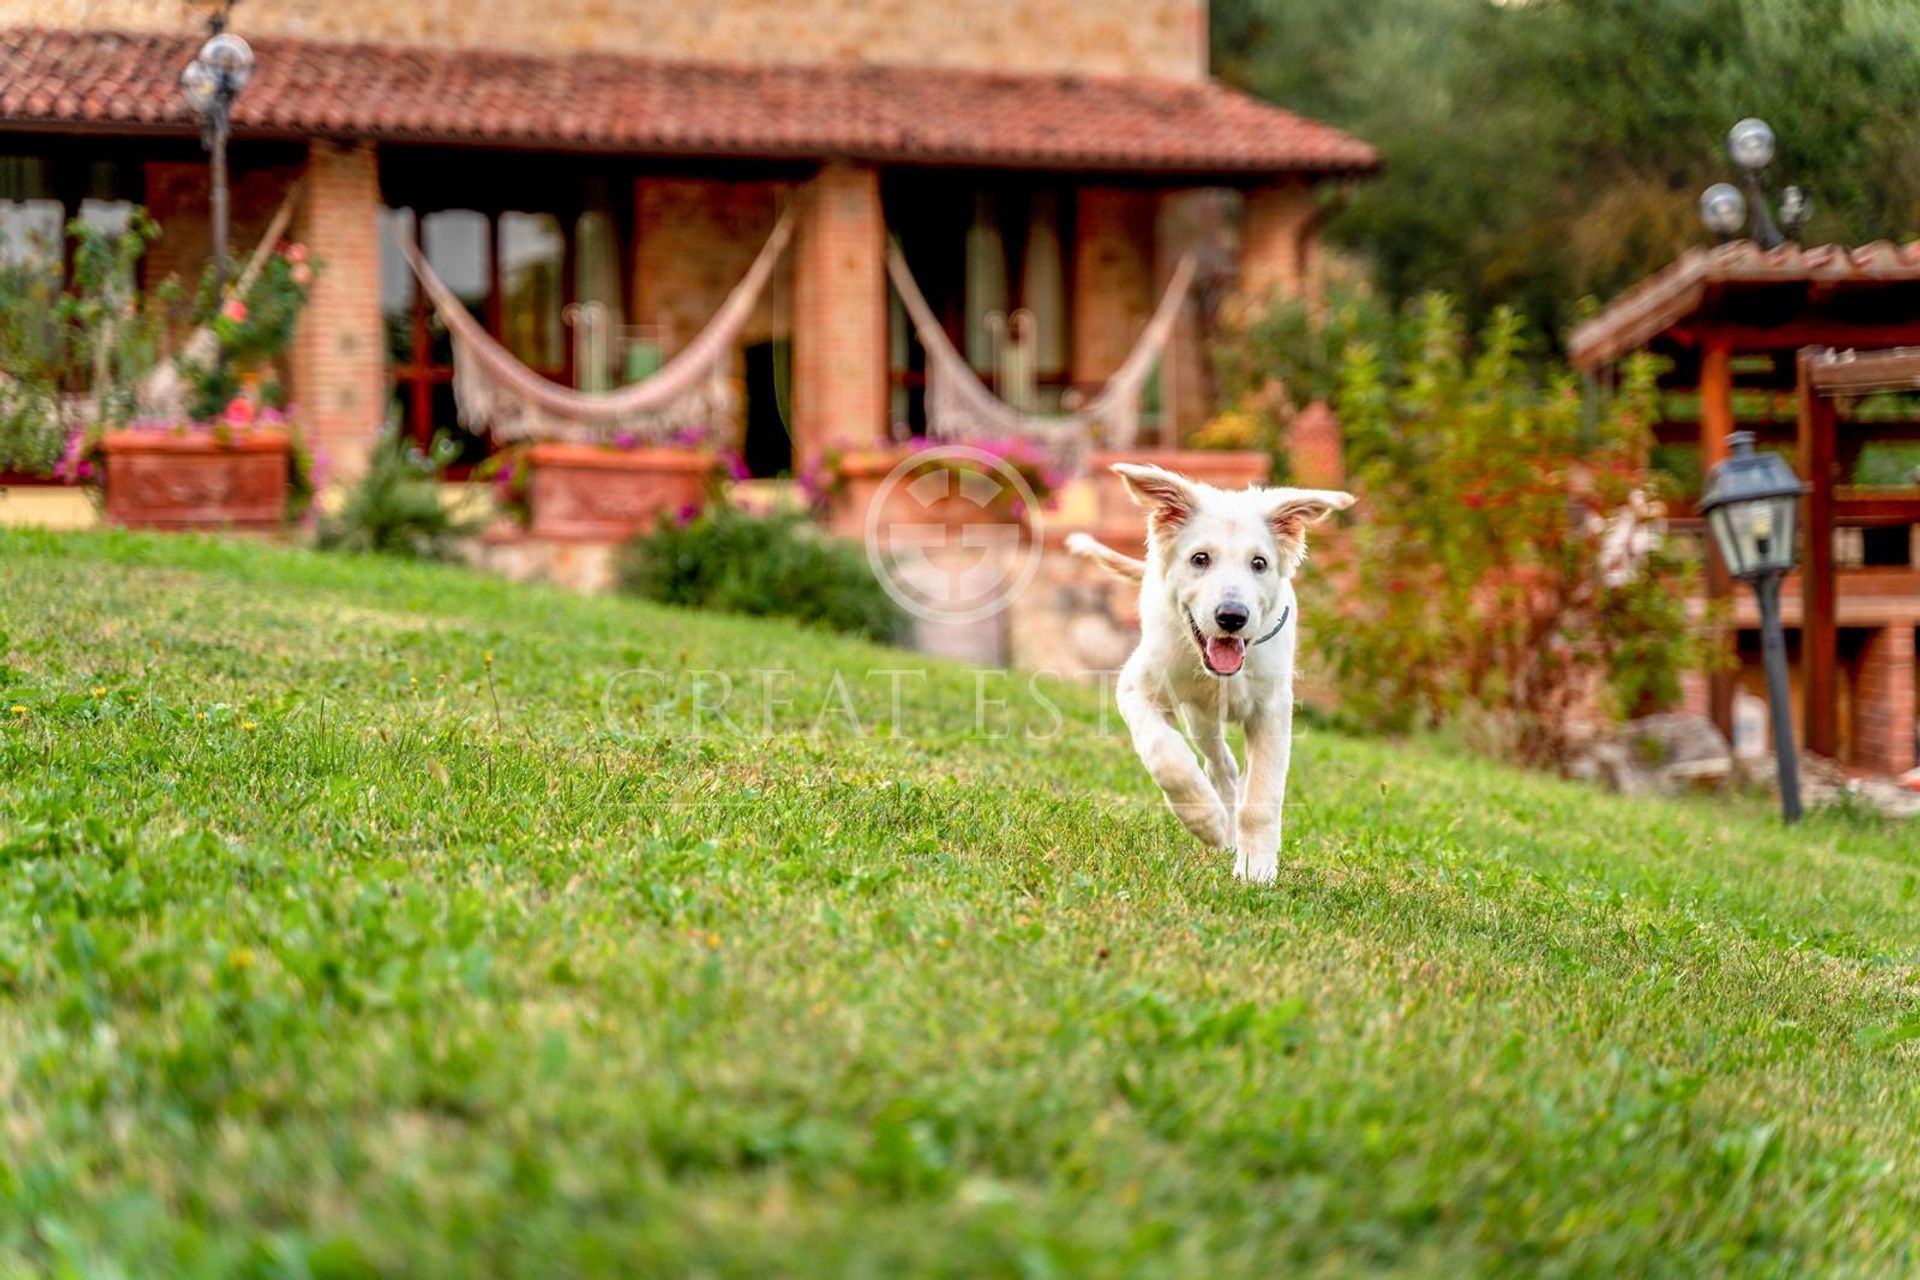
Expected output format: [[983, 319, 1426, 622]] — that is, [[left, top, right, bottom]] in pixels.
[[1698, 118, 1811, 249], [1698, 431, 1811, 821], [179, 9, 255, 294]]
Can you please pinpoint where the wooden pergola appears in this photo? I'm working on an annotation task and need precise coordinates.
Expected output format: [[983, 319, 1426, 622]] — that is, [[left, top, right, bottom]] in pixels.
[[1570, 241, 1920, 774]]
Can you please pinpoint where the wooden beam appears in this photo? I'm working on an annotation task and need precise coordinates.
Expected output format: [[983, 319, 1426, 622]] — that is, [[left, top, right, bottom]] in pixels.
[[1700, 342, 1737, 739], [1657, 420, 1920, 446], [1797, 348, 1839, 759], [1805, 346, 1920, 395], [1835, 488, 1920, 524], [1675, 322, 1920, 352]]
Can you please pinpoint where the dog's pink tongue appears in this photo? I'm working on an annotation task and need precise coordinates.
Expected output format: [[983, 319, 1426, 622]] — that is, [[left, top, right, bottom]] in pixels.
[[1205, 636, 1247, 674]]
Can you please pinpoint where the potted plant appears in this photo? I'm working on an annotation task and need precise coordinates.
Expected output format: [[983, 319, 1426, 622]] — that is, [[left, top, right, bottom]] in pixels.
[[485, 430, 741, 541], [0, 211, 172, 495], [820, 436, 1064, 540], [96, 236, 318, 531]]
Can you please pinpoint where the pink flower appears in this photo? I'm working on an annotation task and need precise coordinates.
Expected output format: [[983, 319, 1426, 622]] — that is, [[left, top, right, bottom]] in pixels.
[[220, 298, 248, 325], [224, 397, 256, 428], [674, 502, 702, 527], [55, 429, 92, 484], [285, 242, 309, 264], [612, 431, 639, 451], [718, 449, 751, 481], [290, 262, 313, 287]]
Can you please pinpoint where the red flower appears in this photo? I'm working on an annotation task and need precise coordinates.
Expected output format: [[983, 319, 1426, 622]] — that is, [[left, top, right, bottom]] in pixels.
[[220, 298, 248, 324], [224, 397, 256, 428]]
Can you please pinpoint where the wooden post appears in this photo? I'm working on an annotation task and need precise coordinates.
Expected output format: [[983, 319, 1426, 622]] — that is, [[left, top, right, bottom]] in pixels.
[[1700, 342, 1737, 739], [1796, 347, 1839, 759]]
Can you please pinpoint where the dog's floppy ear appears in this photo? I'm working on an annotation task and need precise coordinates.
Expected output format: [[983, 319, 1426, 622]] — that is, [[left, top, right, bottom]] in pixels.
[[1112, 463, 1199, 538], [1263, 488, 1355, 570]]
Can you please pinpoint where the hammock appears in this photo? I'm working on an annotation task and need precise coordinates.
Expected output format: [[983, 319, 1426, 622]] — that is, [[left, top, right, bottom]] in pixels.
[[401, 206, 794, 444], [886, 242, 1196, 472]]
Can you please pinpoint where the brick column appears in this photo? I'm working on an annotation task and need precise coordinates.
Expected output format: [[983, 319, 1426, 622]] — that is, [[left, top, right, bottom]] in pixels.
[[1071, 187, 1155, 392], [1854, 625, 1916, 776], [791, 161, 886, 460], [290, 140, 385, 484], [1240, 181, 1319, 303]]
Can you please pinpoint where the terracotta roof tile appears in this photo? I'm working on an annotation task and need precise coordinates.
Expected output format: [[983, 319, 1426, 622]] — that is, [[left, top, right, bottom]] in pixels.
[[1569, 239, 1920, 369], [0, 27, 1378, 176]]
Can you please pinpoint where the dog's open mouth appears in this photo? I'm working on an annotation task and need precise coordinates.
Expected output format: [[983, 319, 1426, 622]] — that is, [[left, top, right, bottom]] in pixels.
[[1188, 612, 1247, 676]]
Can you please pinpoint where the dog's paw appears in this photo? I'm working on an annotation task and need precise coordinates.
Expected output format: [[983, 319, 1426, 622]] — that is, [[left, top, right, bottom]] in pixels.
[[1173, 800, 1233, 849], [1234, 853, 1279, 885]]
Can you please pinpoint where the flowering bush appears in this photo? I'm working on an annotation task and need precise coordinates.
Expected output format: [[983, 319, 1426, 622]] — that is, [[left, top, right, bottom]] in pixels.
[[0, 210, 173, 477], [1305, 295, 1704, 764], [177, 239, 317, 423]]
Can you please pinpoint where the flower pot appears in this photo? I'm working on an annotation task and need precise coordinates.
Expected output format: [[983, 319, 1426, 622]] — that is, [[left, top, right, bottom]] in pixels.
[[829, 448, 1034, 542], [1087, 448, 1271, 526], [102, 429, 290, 531], [525, 443, 713, 541]]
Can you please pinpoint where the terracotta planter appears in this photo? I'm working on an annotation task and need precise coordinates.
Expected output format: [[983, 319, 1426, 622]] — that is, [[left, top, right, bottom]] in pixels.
[[829, 448, 1034, 541], [525, 443, 713, 541], [102, 429, 289, 531], [1087, 448, 1271, 526]]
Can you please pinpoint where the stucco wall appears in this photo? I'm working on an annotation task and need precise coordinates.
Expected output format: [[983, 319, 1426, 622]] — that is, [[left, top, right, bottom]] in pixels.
[[8, 0, 1209, 79]]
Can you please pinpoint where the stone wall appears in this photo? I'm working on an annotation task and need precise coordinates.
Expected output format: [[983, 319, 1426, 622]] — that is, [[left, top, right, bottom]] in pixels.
[[14, 0, 1209, 79]]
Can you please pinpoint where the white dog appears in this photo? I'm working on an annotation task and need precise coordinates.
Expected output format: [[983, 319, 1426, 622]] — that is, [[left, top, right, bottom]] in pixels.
[[1068, 464, 1353, 882]]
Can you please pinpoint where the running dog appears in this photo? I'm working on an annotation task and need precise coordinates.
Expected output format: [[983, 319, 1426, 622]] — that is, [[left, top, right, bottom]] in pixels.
[[1068, 464, 1353, 882]]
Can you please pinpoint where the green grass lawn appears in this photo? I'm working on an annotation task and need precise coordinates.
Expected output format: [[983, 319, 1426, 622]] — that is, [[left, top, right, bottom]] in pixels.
[[1, 529, 1917, 1278]]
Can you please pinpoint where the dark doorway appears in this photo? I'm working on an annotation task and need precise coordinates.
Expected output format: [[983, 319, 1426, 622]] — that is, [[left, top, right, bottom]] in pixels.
[[743, 339, 792, 478]]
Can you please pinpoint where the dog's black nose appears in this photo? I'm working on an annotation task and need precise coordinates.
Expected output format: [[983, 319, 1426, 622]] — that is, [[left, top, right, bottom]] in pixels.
[[1214, 602, 1249, 633]]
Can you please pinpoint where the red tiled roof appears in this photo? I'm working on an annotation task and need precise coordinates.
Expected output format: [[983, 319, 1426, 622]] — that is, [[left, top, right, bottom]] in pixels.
[[0, 27, 1378, 176], [1569, 240, 1920, 369]]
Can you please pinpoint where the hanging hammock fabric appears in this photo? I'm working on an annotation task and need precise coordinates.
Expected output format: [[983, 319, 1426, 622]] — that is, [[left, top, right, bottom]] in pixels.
[[399, 206, 794, 444], [885, 241, 1196, 471]]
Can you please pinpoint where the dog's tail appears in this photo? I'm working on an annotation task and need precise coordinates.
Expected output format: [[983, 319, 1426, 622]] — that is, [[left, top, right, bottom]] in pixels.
[[1065, 532, 1146, 581]]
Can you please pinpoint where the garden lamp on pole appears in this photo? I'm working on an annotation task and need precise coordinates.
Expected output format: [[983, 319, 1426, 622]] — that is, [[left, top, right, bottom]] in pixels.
[[1698, 431, 1810, 821], [179, 10, 255, 295], [1698, 118, 1810, 250]]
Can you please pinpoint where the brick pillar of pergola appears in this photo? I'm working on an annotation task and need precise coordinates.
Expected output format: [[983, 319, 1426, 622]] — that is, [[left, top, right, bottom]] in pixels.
[[290, 140, 386, 483], [791, 161, 888, 460]]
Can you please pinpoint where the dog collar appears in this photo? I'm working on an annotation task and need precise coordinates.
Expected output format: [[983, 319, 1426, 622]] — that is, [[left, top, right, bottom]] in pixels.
[[1248, 605, 1292, 648]]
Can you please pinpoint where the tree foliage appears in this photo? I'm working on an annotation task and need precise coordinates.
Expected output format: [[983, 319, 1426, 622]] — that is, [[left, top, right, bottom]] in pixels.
[[1214, 0, 1920, 338]]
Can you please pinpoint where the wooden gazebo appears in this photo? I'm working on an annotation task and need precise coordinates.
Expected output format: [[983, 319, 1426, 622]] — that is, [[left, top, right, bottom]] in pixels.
[[1570, 241, 1920, 776]]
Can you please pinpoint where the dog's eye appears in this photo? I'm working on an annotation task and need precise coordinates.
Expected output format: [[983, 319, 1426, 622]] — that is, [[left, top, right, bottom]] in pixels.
[[1189, 551, 1211, 569], [1251, 556, 1269, 574]]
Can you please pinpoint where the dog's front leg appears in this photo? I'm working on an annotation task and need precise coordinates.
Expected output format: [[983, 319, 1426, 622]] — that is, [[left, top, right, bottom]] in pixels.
[[1116, 665, 1230, 849], [1185, 706, 1241, 854], [1235, 694, 1294, 883]]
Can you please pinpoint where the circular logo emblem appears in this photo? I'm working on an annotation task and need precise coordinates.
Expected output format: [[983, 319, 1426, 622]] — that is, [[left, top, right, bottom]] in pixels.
[[864, 444, 1045, 625]]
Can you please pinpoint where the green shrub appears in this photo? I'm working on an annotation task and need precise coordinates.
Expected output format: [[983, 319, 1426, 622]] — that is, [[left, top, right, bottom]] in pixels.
[[318, 429, 480, 560], [1304, 295, 1704, 764], [619, 508, 907, 645]]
